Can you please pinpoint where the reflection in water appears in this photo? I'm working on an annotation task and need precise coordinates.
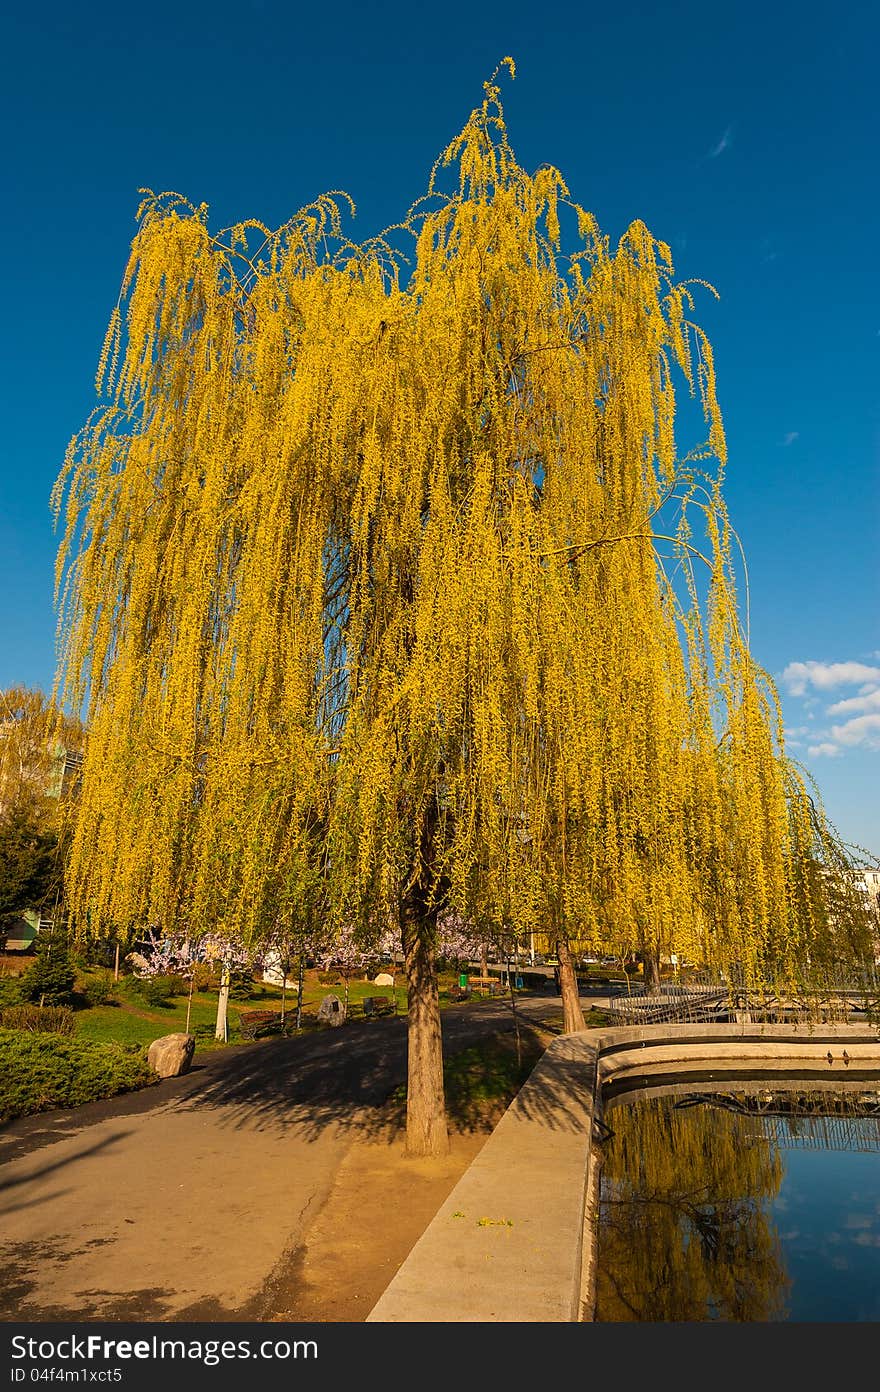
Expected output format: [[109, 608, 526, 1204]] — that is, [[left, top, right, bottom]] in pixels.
[[595, 1095, 788, 1321], [594, 1087, 880, 1321]]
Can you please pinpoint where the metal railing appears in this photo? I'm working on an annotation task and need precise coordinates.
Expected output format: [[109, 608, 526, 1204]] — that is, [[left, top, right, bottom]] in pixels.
[[599, 965, 880, 1028]]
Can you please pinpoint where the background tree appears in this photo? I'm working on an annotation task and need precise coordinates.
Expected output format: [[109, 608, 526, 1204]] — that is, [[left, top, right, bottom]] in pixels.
[[318, 922, 372, 1014], [0, 685, 82, 814], [132, 929, 256, 1038], [0, 686, 83, 948], [53, 64, 869, 1158], [0, 796, 61, 937], [16, 924, 77, 1008]]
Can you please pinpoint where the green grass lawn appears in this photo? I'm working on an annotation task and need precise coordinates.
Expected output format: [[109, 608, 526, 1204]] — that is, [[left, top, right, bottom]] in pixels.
[[69, 964, 533, 1050], [385, 1024, 552, 1132], [74, 979, 297, 1049]]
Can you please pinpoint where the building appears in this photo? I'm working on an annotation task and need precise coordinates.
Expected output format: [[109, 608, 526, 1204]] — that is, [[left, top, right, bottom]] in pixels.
[[855, 867, 880, 914]]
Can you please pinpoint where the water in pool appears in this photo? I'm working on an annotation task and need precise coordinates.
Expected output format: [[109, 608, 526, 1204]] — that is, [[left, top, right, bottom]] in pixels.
[[593, 1084, 880, 1321]]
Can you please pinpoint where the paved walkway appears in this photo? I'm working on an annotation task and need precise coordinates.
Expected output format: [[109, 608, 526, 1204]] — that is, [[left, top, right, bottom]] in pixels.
[[0, 993, 583, 1320]]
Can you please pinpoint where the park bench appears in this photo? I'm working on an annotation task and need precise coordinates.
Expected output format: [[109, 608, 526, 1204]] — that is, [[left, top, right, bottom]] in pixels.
[[362, 995, 395, 1018], [472, 976, 503, 997], [237, 1009, 285, 1040]]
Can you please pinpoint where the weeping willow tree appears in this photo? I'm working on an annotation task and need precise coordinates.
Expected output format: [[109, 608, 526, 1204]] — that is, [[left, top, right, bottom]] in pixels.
[[53, 62, 869, 1156]]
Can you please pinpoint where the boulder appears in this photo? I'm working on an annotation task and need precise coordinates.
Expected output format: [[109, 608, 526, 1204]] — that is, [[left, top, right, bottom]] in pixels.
[[148, 1032, 196, 1078], [374, 972, 394, 987], [317, 994, 346, 1027]]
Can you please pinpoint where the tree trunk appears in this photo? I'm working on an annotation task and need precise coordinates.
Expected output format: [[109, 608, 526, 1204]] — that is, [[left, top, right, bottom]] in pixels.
[[295, 953, 305, 1032], [215, 961, 230, 1041], [185, 971, 195, 1034], [402, 898, 448, 1158], [557, 936, 586, 1033], [641, 948, 662, 996], [507, 962, 522, 1069], [480, 942, 489, 977]]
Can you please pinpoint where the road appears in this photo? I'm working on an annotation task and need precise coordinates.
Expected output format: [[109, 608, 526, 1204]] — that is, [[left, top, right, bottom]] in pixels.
[[0, 991, 577, 1321]]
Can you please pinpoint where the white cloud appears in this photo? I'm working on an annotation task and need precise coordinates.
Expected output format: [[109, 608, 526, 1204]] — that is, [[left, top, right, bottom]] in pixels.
[[782, 661, 880, 696], [844, 1213, 875, 1230], [807, 742, 840, 758], [782, 431, 799, 446], [708, 126, 733, 158], [827, 689, 880, 718], [829, 713, 880, 751]]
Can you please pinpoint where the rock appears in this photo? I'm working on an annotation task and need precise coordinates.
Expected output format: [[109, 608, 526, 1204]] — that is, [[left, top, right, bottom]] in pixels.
[[148, 1033, 196, 1078], [317, 994, 346, 1027], [374, 972, 394, 987], [261, 949, 299, 990]]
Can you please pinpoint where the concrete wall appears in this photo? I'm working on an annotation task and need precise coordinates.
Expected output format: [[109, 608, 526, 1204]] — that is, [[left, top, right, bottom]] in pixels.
[[367, 1021, 880, 1323]]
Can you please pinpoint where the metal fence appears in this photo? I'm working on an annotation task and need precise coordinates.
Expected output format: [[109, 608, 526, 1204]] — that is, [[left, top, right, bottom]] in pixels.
[[599, 964, 880, 1028], [675, 1087, 880, 1152]]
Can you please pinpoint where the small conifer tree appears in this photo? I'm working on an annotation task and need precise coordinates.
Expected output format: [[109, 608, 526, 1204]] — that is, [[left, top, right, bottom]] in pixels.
[[18, 926, 77, 1008]]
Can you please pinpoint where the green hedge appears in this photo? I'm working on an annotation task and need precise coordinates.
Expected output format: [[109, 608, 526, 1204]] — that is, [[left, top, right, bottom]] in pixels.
[[0, 1005, 76, 1035], [0, 1029, 156, 1122]]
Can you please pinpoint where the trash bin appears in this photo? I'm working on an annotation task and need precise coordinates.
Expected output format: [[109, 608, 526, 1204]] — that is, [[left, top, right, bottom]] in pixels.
[[459, 973, 469, 990]]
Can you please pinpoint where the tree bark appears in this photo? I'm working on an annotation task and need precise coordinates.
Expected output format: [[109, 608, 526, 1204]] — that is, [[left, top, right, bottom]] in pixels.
[[295, 952, 305, 1032], [185, 970, 195, 1034], [507, 961, 522, 1069], [557, 936, 586, 1033], [214, 961, 230, 1041], [641, 948, 662, 996], [402, 896, 449, 1158]]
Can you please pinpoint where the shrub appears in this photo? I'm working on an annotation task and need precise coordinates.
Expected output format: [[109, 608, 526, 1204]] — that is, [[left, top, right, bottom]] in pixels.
[[135, 974, 182, 1007], [229, 968, 257, 1001], [0, 975, 22, 1007], [17, 934, 77, 1007], [0, 1029, 155, 1121], [79, 970, 116, 1007], [0, 1004, 76, 1035], [192, 962, 217, 992], [84, 941, 117, 969], [317, 971, 340, 985]]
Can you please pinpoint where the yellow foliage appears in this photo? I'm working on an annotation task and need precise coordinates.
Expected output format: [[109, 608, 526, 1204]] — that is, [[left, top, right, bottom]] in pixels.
[[52, 73, 863, 986], [0, 686, 82, 824]]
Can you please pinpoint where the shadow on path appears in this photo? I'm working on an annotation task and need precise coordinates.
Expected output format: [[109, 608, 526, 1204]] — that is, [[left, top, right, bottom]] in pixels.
[[0, 1130, 130, 1216]]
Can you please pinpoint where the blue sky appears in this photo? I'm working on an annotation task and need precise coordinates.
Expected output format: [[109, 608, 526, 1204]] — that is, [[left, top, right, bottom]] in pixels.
[[2, 0, 878, 854]]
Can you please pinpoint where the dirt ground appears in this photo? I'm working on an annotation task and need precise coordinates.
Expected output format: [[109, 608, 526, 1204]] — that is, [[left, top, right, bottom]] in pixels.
[[265, 1033, 553, 1322], [266, 1118, 495, 1321]]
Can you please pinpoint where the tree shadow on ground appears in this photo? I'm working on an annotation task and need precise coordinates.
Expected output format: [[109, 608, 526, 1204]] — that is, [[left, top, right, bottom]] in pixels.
[[181, 998, 592, 1142], [0, 1129, 130, 1218], [381, 1022, 561, 1137]]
